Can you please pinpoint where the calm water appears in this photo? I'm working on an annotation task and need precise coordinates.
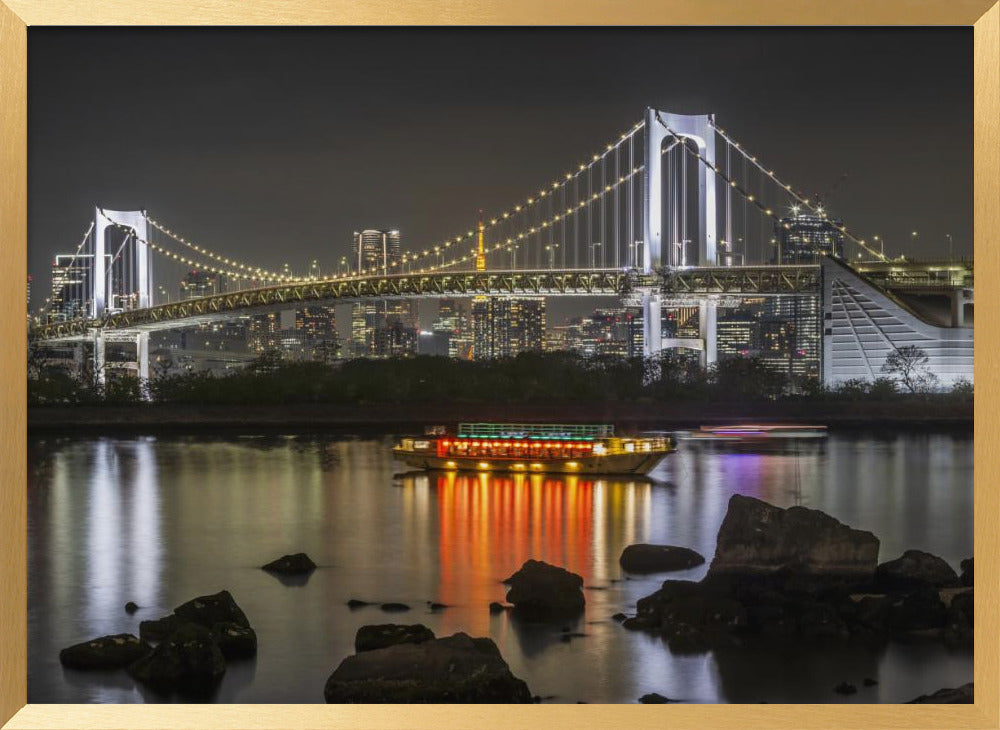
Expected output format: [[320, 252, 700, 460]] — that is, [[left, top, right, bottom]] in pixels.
[[27, 429, 973, 704]]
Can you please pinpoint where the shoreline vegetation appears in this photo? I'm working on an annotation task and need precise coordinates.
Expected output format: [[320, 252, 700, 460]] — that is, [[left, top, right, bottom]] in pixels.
[[28, 351, 973, 431]]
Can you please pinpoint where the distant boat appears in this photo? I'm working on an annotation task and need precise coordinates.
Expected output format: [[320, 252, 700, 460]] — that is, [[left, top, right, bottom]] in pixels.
[[393, 422, 676, 475], [676, 424, 828, 443]]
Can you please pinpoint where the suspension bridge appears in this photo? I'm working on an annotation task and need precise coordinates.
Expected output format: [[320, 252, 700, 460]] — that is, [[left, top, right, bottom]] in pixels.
[[30, 108, 974, 387]]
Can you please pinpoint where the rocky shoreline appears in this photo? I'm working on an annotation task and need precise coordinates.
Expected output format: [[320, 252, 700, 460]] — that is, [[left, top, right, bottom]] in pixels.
[[57, 504, 974, 703]]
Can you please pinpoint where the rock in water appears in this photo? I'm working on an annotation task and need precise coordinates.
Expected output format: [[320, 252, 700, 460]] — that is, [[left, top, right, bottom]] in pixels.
[[59, 634, 150, 670], [139, 614, 181, 643], [128, 624, 226, 695], [347, 599, 372, 609], [261, 552, 317, 574], [708, 495, 879, 586], [124, 601, 139, 614], [355, 624, 435, 653], [620, 544, 705, 574], [211, 622, 258, 659], [380, 603, 410, 612], [943, 589, 974, 647], [173, 590, 250, 629], [834, 682, 857, 695], [504, 560, 585, 616], [908, 683, 974, 703], [959, 557, 973, 586], [324, 632, 532, 703], [876, 550, 960, 590], [489, 602, 507, 614], [639, 692, 675, 703]]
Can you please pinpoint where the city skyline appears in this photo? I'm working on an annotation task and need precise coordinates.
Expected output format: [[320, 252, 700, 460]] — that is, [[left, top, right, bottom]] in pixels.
[[28, 27, 972, 314]]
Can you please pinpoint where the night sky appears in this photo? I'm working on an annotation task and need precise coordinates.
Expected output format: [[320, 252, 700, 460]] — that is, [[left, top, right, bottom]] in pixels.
[[28, 27, 972, 323]]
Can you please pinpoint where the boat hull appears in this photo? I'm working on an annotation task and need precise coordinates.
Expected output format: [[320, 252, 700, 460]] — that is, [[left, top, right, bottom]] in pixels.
[[395, 451, 671, 476]]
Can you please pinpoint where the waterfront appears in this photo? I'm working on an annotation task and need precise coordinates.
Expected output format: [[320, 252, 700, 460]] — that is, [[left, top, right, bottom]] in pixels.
[[27, 429, 973, 704]]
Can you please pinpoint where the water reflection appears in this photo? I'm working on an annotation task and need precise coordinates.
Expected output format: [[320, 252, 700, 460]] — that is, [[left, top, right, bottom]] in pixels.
[[27, 431, 973, 704]]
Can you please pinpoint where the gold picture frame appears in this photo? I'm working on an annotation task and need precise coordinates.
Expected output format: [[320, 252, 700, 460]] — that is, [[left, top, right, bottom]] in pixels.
[[2, 1, 997, 727]]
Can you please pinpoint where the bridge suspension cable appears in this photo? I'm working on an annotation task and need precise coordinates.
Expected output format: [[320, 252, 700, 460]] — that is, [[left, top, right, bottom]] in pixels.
[[655, 112, 888, 263], [706, 118, 888, 262]]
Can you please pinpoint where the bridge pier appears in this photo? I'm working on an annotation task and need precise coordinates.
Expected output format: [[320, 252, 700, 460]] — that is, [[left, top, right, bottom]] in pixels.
[[90, 330, 105, 386], [641, 290, 662, 359], [91, 330, 150, 390], [698, 300, 718, 368], [950, 289, 973, 327]]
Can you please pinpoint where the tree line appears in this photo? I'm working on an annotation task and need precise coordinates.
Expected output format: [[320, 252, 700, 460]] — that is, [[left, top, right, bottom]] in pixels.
[[27, 346, 972, 407]]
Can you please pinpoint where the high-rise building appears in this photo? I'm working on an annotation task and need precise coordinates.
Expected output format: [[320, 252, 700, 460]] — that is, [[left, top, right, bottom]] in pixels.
[[713, 296, 820, 382], [50, 253, 102, 320], [295, 306, 340, 361], [180, 269, 219, 300], [349, 229, 416, 357], [774, 205, 845, 264], [761, 295, 821, 381], [248, 312, 282, 353], [472, 297, 545, 360], [353, 229, 401, 274]]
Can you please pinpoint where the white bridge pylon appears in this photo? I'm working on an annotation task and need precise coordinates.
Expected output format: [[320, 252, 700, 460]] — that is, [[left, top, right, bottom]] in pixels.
[[642, 108, 718, 363], [92, 207, 152, 385]]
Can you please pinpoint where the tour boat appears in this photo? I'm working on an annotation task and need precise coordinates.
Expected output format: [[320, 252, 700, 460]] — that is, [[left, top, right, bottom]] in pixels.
[[675, 424, 828, 442], [393, 423, 676, 475]]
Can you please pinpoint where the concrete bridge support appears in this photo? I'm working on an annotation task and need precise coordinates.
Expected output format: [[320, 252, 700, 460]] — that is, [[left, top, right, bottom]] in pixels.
[[950, 289, 973, 327], [641, 108, 719, 361]]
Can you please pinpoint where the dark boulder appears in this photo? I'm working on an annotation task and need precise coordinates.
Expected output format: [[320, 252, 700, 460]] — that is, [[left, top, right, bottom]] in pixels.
[[211, 622, 258, 659], [619, 544, 705, 574], [634, 579, 747, 651], [639, 692, 676, 703], [261, 552, 316, 574], [139, 614, 182, 643], [887, 587, 948, 633], [611, 612, 627, 622], [59, 634, 150, 670], [324, 632, 532, 703], [128, 624, 226, 695], [960, 557, 973, 587], [173, 590, 250, 629], [380, 603, 410, 612], [876, 550, 960, 591], [908, 683, 974, 704], [943, 589, 974, 647], [708, 495, 879, 587], [489, 602, 507, 614], [428, 602, 448, 611], [355, 624, 435, 653], [347, 599, 372, 609], [504, 560, 585, 617], [125, 601, 139, 614]]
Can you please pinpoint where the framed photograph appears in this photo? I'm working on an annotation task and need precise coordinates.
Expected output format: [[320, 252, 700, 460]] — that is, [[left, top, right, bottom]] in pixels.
[[2, 1, 997, 728]]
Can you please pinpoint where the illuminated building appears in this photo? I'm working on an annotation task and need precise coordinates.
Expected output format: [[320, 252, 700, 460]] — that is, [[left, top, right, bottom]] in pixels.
[[713, 295, 821, 382], [248, 312, 282, 353], [349, 229, 417, 357], [472, 297, 545, 360], [295, 306, 340, 361], [49, 253, 101, 321], [179, 269, 218, 300], [774, 205, 845, 264]]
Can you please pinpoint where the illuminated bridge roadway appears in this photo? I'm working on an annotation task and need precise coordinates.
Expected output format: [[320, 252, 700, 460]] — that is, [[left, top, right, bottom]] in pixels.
[[33, 265, 824, 341]]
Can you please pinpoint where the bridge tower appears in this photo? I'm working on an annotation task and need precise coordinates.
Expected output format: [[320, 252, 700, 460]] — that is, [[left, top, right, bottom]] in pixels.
[[641, 108, 719, 365], [475, 212, 487, 272], [90, 208, 153, 385]]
